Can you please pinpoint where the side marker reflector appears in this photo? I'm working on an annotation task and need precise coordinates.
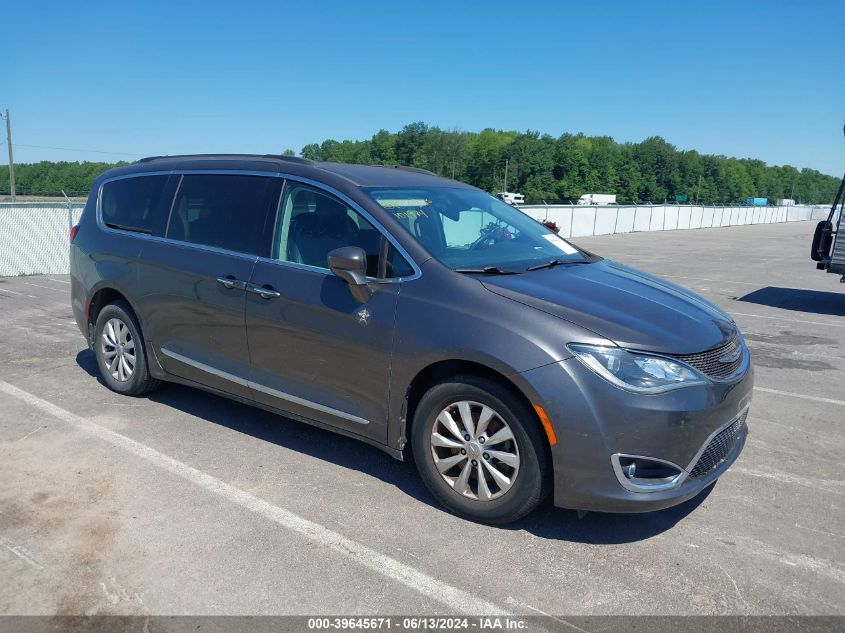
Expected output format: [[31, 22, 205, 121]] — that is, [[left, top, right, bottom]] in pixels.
[[533, 405, 557, 446]]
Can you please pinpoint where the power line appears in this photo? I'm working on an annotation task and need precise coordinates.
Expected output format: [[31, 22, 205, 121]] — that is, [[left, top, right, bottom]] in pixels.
[[12, 143, 144, 157]]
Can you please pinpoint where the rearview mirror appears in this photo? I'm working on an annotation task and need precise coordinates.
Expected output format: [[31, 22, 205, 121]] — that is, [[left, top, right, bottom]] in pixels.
[[328, 246, 372, 303]]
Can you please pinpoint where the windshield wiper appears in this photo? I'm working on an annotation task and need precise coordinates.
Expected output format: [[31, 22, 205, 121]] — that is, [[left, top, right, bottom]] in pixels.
[[454, 266, 519, 275], [525, 258, 590, 272]]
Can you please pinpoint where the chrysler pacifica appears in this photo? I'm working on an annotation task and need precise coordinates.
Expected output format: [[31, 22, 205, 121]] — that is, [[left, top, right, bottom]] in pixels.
[[70, 155, 752, 523]]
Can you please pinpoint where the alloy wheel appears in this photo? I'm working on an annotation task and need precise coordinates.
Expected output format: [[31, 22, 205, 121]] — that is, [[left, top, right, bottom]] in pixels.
[[101, 317, 136, 382], [429, 400, 520, 501]]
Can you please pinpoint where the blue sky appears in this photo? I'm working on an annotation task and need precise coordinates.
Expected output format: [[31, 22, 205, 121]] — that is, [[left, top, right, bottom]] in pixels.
[[2, 0, 843, 175]]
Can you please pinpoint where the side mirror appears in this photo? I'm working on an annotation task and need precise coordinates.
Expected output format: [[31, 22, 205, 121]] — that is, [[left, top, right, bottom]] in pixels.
[[328, 246, 372, 303]]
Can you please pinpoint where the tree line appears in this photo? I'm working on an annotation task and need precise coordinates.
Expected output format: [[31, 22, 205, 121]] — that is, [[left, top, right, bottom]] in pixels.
[[300, 123, 840, 204], [0, 160, 126, 198], [1, 123, 840, 204]]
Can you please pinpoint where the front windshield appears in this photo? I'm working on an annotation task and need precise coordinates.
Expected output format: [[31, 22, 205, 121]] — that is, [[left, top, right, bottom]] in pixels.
[[365, 187, 588, 272]]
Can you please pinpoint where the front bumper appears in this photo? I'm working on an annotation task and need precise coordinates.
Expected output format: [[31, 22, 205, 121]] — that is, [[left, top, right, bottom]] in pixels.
[[520, 355, 753, 513]]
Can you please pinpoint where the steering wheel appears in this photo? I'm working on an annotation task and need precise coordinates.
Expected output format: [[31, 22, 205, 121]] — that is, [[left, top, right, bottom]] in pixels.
[[469, 234, 496, 250]]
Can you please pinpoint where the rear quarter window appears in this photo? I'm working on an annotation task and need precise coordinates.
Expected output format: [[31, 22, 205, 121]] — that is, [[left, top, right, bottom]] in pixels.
[[100, 175, 168, 234], [166, 174, 271, 255]]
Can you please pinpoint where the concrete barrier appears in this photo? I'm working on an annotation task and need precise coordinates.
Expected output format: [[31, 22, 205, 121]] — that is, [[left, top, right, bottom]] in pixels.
[[0, 201, 838, 277]]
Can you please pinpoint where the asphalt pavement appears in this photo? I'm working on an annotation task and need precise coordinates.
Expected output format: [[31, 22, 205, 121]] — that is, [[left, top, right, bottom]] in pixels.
[[0, 220, 843, 618]]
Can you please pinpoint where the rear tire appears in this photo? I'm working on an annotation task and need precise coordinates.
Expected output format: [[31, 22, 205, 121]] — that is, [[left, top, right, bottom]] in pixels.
[[411, 375, 550, 524], [93, 300, 161, 397]]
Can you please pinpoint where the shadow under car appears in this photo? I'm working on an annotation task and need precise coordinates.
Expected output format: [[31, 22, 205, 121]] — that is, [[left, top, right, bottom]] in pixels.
[[76, 348, 714, 543]]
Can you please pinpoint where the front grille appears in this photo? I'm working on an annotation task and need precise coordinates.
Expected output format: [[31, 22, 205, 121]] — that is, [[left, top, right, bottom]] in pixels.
[[670, 337, 744, 379], [688, 410, 748, 478]]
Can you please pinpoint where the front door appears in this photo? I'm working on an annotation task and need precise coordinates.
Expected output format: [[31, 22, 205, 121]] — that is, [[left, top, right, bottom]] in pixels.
[[245, 181, 407, 442], [138, 172, 277, 397]]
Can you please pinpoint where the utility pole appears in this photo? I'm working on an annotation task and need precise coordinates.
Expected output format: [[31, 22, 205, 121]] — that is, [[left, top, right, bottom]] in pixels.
[[3, 109, 15, 201], [503, 158, 509, 193], [696, 174, 702, 204]]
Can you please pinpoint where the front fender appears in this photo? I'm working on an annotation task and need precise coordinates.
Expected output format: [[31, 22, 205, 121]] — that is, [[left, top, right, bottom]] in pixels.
[[384, 266, 605, 452]]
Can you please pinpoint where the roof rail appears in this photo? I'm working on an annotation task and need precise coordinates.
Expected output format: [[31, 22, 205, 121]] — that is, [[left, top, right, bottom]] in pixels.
[[136, 153, 314, 165], [376, 164, 438, 177], [261, 154, 315, 165]]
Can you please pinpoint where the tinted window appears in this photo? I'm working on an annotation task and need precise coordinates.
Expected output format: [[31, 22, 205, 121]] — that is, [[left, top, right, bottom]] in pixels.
[[385, 243, 414, 278], [101, 175, 168, 234], [167, 174, 271, 254], [274, 183, 397, 277]]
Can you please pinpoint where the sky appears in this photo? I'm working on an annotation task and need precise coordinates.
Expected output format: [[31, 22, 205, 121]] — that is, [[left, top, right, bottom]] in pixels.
[[2, 0, 843, 175]]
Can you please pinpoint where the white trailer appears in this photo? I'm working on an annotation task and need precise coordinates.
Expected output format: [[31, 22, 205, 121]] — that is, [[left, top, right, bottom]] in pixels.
[[578, 193, 616, 205], [494, 192, 525, 206], [776, 198, 796, 206]]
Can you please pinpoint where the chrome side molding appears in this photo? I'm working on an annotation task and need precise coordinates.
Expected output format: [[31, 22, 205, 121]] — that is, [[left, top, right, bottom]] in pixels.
[[160, 347, 370, 426]]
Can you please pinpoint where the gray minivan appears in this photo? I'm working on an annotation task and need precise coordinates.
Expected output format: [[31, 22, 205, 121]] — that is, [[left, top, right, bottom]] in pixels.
[[70, 155, 752, 524]]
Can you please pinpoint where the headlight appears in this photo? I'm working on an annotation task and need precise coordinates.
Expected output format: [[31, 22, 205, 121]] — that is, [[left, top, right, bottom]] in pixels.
[[568, 344, 707, 393]]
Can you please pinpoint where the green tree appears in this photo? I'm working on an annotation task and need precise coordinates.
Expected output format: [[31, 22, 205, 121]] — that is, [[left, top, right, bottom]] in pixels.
[[2, 124, 839, 205]]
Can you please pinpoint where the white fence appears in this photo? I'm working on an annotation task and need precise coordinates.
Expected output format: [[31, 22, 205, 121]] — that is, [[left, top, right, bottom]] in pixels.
[[0, 201, 837, 277], [518, 203, 833, 238], [0, 203, 85, 276]]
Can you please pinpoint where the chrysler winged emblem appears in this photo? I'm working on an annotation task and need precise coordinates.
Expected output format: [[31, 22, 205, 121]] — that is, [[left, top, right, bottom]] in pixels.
[[717, 344, 742, 364]]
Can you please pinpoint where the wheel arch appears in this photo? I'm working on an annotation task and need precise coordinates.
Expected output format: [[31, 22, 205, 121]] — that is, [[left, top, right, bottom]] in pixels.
[[86, 284, 142, 342], [400, 359, 554, 470]]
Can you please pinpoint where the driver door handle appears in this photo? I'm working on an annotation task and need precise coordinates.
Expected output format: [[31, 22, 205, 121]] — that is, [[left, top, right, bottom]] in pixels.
[[246, 283, 281, 299], [216, 276, 246, 290]]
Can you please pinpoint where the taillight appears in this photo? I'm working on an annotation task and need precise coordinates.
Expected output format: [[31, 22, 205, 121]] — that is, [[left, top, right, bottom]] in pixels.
[[70, 225, 79, 242]]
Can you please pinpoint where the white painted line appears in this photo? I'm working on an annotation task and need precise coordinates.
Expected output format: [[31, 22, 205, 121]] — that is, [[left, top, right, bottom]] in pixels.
[[0, 538, 44, 570], [0, 287, 39, 299], [697, 526, 845, 585], [730, 311, 845, 329], [0, 379, 508, 616], [16, 425, 46, 442], [47, 277, 71, 285], [733, 467, 844, 494], [754, 386, 845, 407], [504, 598, 591, 633], [666, 274, 763, 287], [20, 281, 65, 292]]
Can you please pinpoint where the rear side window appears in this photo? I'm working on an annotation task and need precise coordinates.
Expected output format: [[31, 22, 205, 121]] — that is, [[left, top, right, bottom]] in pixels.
[[100, 175, 168, 234], [166, 174, 271, 255]]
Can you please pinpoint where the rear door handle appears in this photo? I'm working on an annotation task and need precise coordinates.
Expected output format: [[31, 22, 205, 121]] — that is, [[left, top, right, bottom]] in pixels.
[[216, 276, 246, 290], [247, 283, 281, 299]]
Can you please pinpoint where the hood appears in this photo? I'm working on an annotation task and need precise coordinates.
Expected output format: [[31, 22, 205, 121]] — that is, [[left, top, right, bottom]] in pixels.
[[481, 260, 736, 354]]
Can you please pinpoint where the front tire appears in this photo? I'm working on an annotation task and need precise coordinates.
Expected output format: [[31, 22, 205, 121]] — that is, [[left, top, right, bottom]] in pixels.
[[411, 376, 550, 524], [93, 301, 160, 397]]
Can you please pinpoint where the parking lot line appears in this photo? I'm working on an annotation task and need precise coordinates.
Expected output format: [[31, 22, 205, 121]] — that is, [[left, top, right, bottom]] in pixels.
[[18, 280, 67, 292], [754, 386, 845, 407], [729, 311, 845, 329], [732, 467, 845, 494], [0, 287, 37, 299], [0, 378, 508, 616], [664, 274, 765, 287]]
